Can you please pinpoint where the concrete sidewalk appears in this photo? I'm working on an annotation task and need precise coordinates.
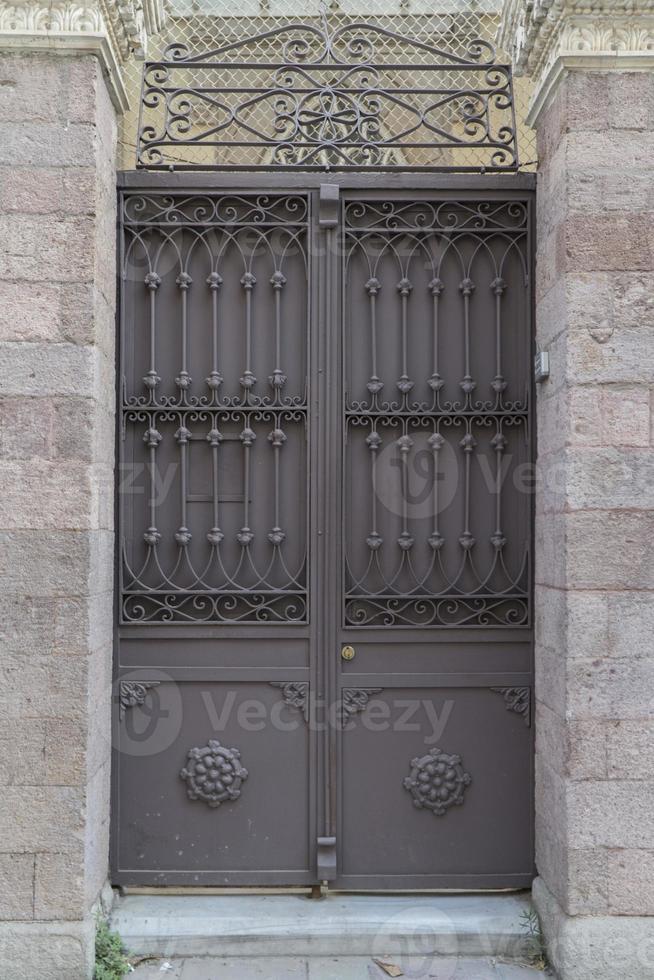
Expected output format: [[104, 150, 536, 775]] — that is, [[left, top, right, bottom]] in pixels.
[[130, 955, 550, 978]]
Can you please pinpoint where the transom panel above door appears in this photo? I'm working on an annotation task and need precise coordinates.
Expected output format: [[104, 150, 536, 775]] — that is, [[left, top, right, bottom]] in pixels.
[[113, 179, 534, 889]]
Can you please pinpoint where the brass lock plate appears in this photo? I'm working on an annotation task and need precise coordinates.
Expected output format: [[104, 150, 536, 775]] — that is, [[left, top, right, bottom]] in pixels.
[[341, 645, 355, 661]]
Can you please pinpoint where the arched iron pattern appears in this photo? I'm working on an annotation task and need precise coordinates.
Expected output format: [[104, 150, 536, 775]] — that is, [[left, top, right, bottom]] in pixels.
[[120, 192, 310, 624], [136, 19, 519, 172], [342, 198, 531, 627]]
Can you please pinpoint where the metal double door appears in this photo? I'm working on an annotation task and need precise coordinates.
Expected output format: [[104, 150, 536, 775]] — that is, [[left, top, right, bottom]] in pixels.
[[113, 176, 534, 889]]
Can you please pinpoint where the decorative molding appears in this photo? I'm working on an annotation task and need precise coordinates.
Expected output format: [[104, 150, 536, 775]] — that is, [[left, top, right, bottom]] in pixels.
[[0, 0, 169, 112], [180, 739, 248, 809], [403, 747, 471, 816], [118, 679, 160, 719], [269, 681, 309, 723], [491, 686, 531, 727], [340, 688, 383, 726], [498, 1, 654, 125]]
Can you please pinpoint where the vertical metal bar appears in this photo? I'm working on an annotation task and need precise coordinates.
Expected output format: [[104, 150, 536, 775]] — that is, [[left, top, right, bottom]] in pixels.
[[428, 277, 443, 406], [207, 271, 223, 397]]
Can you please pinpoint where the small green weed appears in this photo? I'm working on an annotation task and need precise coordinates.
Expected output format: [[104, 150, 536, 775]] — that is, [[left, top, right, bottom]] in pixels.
[[520, 905, 549, 972], [94, 918, 131, 980]]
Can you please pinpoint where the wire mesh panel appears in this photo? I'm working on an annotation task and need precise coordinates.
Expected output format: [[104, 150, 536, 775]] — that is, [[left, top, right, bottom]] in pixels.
[[119, 3, 536, 171]]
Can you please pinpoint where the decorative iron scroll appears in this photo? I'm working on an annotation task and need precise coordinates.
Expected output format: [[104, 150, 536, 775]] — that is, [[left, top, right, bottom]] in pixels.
[[137, 19, 518, 172], [343, 197, 531, 627], [120, 192, 309, 624]]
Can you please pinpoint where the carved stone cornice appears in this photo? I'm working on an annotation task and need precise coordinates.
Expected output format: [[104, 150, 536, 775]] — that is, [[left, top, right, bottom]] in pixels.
[[499, 0, 654, 125], [0, 0, 169, 111]]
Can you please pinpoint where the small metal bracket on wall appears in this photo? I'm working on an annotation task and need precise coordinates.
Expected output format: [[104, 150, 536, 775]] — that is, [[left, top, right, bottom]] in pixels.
[[534, 350, 550, 383], [319, 184, 339, 227], [317, 836, 337, 882]]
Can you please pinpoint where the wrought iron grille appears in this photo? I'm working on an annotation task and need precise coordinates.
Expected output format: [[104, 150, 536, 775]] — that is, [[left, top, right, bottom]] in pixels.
[[136, 16, 519, 172], [119, 192, 310, 623], [342, 196, 532, 626]]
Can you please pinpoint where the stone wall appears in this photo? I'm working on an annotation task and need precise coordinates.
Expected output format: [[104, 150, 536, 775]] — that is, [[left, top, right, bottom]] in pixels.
[[534, 67, 654, 977], [0, 51, 116, 978]]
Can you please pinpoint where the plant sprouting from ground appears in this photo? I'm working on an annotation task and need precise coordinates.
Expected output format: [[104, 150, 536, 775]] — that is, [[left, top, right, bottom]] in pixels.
[[94, 918, 131, 980], [519, 905, 549, 972]]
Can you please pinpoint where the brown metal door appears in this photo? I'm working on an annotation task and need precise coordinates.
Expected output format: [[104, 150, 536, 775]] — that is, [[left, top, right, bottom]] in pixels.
[[113, 179, 534, 889]]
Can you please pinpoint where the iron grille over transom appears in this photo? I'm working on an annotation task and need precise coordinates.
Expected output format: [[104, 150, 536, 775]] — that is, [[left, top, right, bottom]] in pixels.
[[137, 17, 519, 172]]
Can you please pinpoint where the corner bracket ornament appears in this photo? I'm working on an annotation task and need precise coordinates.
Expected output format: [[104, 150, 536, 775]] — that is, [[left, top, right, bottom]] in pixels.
[[180, 739, 248, 809], [269, 682, 309, 723], [403, 747, 471, 816], [118, 680, 160, 719], [340, 688, 383, 727], [491, 686, 531, 726]]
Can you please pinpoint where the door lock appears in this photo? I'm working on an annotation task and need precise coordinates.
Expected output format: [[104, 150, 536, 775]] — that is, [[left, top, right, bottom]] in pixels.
[[341, 645, 355, 661]]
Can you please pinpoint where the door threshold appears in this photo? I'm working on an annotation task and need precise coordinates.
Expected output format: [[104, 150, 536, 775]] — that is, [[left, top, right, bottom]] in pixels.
[[121, 885, 525, 896], [110, 891, 534, 959]]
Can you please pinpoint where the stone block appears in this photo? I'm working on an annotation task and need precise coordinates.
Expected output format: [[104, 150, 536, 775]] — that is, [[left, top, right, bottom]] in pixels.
[[0, 595, 58, 657], [565, 71, 611, 132], [34, 851, 85, 921], [566, 591, 609, 661], [565, 719, 608, 779], [0, 918, 94, 980], [0, 167, 97, 217], [0, 460, 96, 530], [53, 593, 113, 658], [0, 396, 53, 459], [83, 760, 110, 906], [0, 342, 99, 398], [607, 72, 654, 131], [568, 656, 654, 722], [0, 786, 83, 852], [567, 848, 609, 915], [608, 849, 654, 915], [608, 593, 654, 659], [566, 448, 654, 510], [613, 272, 654, 331], [567, 386, 603, 447], [569, 326, 654, 385], [567, 780, 654, 849], [566, 510, 654, 590], [0, 718, 46, 785], [607, 720, 654, 779], [534, 875, 654, 980], [0, 854, 34, 920], [599, 385, 651, 445], [0, 52, 64, 123], [0, 122, 97, 168], [535, 222, 566, 302], [564, 214, 653, 273], [45, 719, 87, 786], [566, 130, 654, 174], [0, 213, 97, 283]]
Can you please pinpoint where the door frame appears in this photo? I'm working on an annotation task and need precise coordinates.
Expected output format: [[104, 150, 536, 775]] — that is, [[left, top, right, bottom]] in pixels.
[[113, 170, 536, 889]]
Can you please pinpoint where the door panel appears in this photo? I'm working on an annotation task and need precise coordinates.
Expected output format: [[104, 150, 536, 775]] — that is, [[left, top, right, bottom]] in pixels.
[[339, 685, 532, 887], [113, 182, 534, 888]]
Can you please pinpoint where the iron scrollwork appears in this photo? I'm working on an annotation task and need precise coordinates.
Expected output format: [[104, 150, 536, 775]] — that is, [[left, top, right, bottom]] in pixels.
[[343, 197, 531, 628], [118, 680, 160, 719], [270, 681, 310, 722], [120, 192, 309, 624], [137, 20, 518, 173], [491, 686, 531, 726]]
